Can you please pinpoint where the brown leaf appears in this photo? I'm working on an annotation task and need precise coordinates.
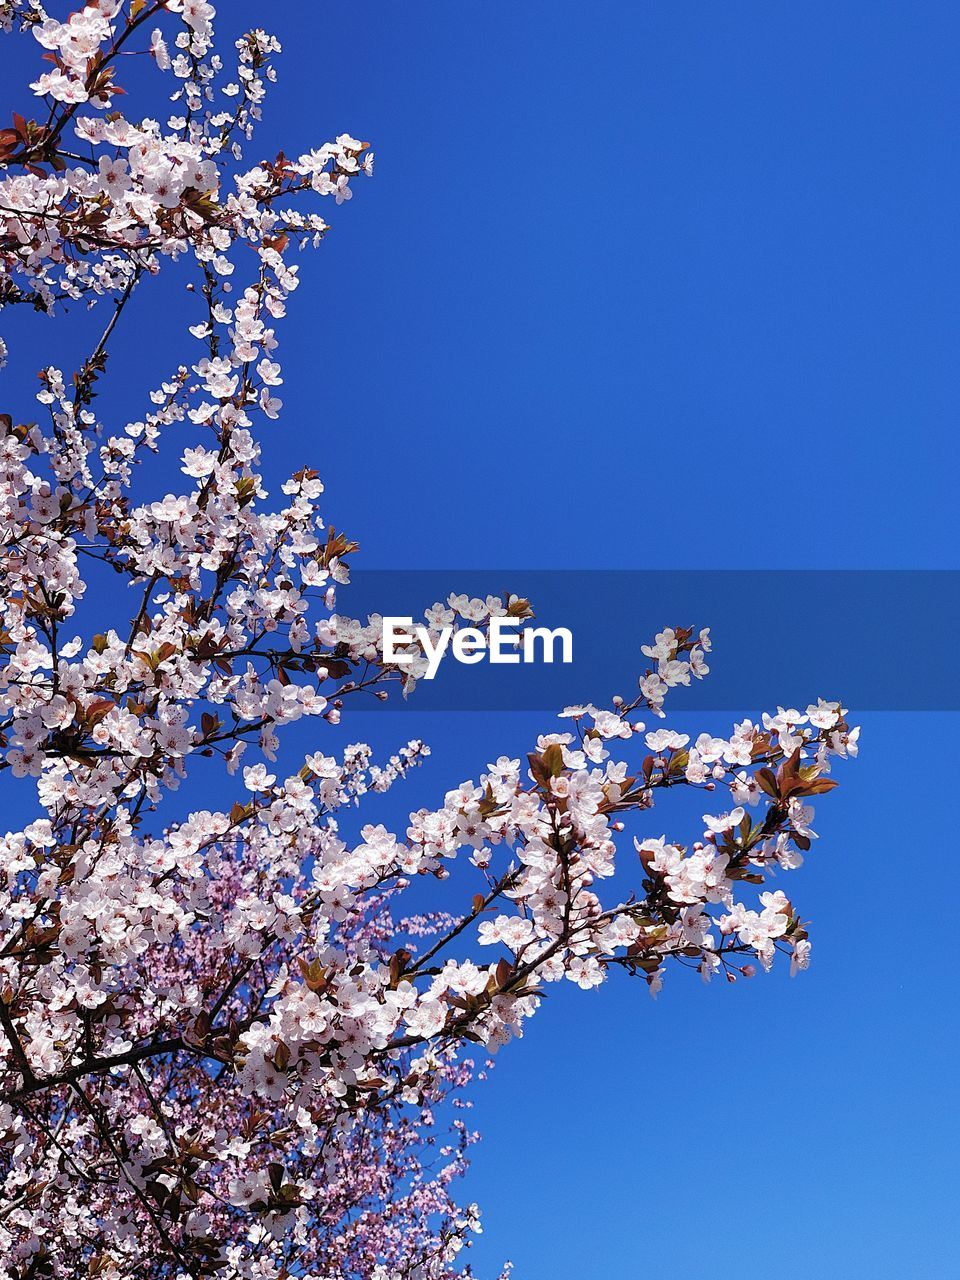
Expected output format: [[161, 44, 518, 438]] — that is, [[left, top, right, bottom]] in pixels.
[[798, 777, 840, 796], [756, 767, 779, 799]]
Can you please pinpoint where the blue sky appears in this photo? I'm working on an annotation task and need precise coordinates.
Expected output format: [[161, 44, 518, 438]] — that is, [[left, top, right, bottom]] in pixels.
[[248, 0, 959, 571], [3, 2, 960, 1275]]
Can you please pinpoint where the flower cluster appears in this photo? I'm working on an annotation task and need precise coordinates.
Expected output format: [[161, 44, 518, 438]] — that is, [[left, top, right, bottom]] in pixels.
[[1, 1, 370, 312], [0, 7, 858, 1279]]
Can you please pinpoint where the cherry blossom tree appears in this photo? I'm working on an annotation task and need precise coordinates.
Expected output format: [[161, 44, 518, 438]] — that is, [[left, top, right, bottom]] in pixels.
[[0, 5, 860, 1278]]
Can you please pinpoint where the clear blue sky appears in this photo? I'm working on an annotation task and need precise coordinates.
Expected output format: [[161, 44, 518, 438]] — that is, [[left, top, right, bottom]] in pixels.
[[3, 2, 959, 1275]]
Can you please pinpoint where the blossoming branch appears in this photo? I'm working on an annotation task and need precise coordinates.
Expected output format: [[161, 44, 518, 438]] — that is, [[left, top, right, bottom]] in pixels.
[[0, 4, 859, 1278]]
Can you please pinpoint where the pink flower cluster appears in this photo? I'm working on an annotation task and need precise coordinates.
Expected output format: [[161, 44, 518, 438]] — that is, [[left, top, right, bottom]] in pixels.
[[0, 5, 858, 1278]]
